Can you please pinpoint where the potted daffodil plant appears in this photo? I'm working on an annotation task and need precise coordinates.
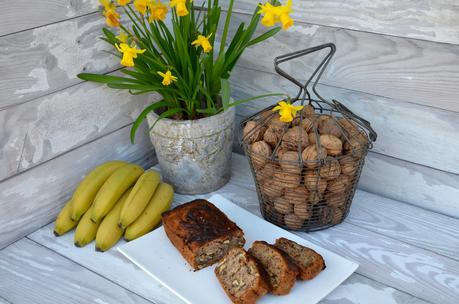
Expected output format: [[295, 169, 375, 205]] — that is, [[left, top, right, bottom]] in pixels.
[[78, 0, 294, 194]]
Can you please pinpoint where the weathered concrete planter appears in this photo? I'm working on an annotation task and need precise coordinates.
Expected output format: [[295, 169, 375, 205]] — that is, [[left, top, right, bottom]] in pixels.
[[147, 107, 235, 194]]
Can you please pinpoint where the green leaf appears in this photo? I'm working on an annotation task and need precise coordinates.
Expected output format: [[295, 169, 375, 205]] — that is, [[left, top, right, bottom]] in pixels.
[[77, 73, 141, 84], [221, 78, 230, 111], [148, 108, 185, 131], [130, 100, 177, 144], [248, 27, 281, 46], [226, 93, 287, 108]]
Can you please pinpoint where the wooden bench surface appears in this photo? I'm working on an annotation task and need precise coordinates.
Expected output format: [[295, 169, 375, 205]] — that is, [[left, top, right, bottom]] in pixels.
[[0, 153, 458, 304]]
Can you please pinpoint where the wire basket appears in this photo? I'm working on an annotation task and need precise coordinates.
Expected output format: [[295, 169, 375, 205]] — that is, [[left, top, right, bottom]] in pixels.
[[240, 43, 377, 232]]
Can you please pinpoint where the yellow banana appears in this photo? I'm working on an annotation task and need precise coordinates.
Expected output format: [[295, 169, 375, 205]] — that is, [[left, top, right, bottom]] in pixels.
[[91, 164, 144, 223], [74, 205, 101, 247], [54, 200, 78, 236], [124, 183, 174, 241], [118, 170, 161, 229], [95, 189, 132, 252], [71, 160, 127, 221]]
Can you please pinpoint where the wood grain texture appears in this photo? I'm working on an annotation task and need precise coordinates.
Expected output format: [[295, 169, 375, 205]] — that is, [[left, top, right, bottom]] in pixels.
[[0, 124, 156, 250], [0, 238, 153, 304], [0, 77, 159, 182], [0, 12, 118, 109], [0, 0, 99, 36], [219, 0, 459, 45], [227, 13, 459, 112], [230, 66, 459, 175]]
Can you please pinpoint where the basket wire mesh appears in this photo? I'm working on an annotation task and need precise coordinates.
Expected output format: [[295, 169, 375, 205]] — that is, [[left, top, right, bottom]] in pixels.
[[240, 43, 377, 232]]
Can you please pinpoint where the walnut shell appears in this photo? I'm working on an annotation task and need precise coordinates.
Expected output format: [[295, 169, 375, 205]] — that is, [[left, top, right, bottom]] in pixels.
[[301, 104, 316, 117], [301, 145, 327, 169], [273, 171, 301, 189], [304, 171, 327, 193], [340, 155, 359, 176], [255, 162, 278, 183], [320, 134, 343, 156], [268, 113, 288, 132], [294, 203, 311, 220], [326, 193, 347, 209], [243, 121, 264, 144], [250, 141, 272, 168], [319, 159, 341, 180], [274, 147, 288, 160], [281, 126, 309, 151], [284, 186, 309, 205], [279, 151, 302, 174], [327, 174, 351, 193], [260, 178, 284, 199], [308, 191, 322, 205], [274, 197, 294, 214], [331, 207, 345, 225], [308, 132, 318, 145], [344, 138, 365, 158], [319, 117, 343, 138], [284, 213, 304, 230], [263, 127, 282, 148]]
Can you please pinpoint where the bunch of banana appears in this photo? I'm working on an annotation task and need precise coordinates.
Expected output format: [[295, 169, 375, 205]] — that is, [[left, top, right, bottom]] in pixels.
[[53, 160, 174, 252]]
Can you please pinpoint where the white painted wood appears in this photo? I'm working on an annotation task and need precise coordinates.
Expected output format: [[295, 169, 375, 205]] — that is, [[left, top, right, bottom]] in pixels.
[[0, 13, 119, 109], [0, 76, 159, 182], [228, 13, 459, 112], [0, 238, 153, 304], [230, 66, 459, 175], [220, 0, 459, 45], [0, 0, 99, 36], [0, 124, 156, 249]]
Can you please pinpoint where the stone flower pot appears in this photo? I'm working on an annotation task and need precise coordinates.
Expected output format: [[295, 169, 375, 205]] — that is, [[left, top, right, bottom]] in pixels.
[[147, 106, 235, 194]]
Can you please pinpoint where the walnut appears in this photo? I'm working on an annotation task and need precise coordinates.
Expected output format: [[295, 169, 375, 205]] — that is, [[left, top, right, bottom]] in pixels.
[[268, 113, 288, 132], [273, 171, 301, 189], [304, 171, 327, 193], [308, 132, 318, 145], [308, 191, 322, 205], [284, 213, 304, 230], [284, 186, 309, 205], [274, 147, 288, 160], [319, 116, 343, 138], [301, 104, 316, 117], [327, 174, 351, 193], [281, 126, 309, 151], [243, 121, 264, 144], [293, 116, 314, 132], [263, 127, 282, 148], [339, 119, 369, 145], [279, 151, 302, 174], [344, 138, 365, 158], [260, 178, 284, 199], [249, 141, 272, 168], [319, 134, 343, 156], [301, 145, 327, 169], [319, 159, 341, 180], [340, 155, 359, 176], [294, 203, 311, 220], [255, 162, 278, 183], [274, 197, 294, 214], [326, 193, 347, 209]]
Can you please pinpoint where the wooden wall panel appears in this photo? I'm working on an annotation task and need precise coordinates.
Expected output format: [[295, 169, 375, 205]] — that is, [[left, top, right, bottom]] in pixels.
[[0, 124, 156, 250], [229, 66, 459, 175], [227, 13, 459, 112], [0, 13, 117, 109], [0, 77, 159, 182], [219, 0, 459, 45], [0, 0, 99, 36]]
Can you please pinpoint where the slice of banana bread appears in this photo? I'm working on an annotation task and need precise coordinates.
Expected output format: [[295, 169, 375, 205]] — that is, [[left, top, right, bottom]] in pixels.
[[274, 237, 325, 280], [248, 241, 299, 295], [215, 247, 270, 304], [162, 199, 245, 270]]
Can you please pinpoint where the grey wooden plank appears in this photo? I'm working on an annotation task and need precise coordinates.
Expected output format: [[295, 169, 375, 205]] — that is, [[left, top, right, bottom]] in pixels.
[[227, 13, 459, 112], [230, 65, 459, 175], [219, 0, 459, 45], [0, 0, 99, 36], [0, 76, 159, 182], [0, 238, 152, 304], [0, 295, 11, 304], [0, 124, 156, 250], [0, 12, 118, 109]]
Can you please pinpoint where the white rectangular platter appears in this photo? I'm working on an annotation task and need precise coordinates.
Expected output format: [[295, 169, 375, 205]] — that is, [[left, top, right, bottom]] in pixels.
[[118, 194, 358, 304]]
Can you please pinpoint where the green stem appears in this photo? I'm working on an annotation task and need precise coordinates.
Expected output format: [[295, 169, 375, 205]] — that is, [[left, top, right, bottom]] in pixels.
[[219, 0, 234, 55]]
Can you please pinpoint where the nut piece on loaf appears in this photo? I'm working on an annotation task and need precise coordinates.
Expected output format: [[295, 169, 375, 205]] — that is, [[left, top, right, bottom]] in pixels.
[[162, 199, 245, 270], [274, 237, 326, 280], [248, 241, 298, 295], [215, 247, 270, 304]]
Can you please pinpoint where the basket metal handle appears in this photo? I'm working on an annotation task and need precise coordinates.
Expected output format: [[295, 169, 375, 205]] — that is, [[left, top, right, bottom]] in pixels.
[[274, 43, 377, 142]]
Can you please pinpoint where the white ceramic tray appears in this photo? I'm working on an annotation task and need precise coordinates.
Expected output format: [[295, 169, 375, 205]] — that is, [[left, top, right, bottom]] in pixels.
[[118, 194, 358, 304]]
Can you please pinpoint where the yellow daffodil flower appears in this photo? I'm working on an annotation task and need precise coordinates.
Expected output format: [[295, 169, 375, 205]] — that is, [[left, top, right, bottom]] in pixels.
[[115, 43, 146, 67], [272, 101, 303, 122], [117, 0, 132, 5], [258, 0, 294, 30], [134, 0, 148, 14], [116, 31, 129, 43], [148, 0, 168, 22], [170, 0, 189, 17], [192, 33, 213, 53], [157, 70, 178, 86], [100, 0, 120, 27]]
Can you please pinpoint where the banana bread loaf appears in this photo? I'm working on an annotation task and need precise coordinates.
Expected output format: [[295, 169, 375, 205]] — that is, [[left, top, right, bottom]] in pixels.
[[162, 199, 245, 270]]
